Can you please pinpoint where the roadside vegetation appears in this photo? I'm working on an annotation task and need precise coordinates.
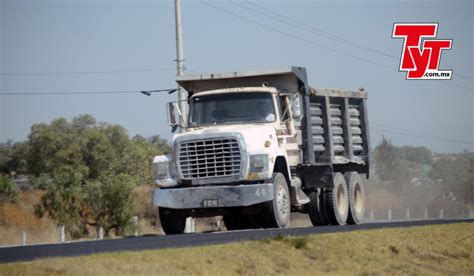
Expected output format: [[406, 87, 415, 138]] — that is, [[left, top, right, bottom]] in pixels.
[[0, 175, 19, 203], [0, 115, 170, 242], [0, 223, 472, 275]]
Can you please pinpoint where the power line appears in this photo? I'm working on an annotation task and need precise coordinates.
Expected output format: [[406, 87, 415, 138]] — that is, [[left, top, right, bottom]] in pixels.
[[440, 81, 473, 90], [454, 73, 474, 81], [235, 0, 398, 60], [370, 120, 474, 144], [370, 121, 438, 137], [0, 68, 176, 76], [184, 67, 202, 74], [201, 1, 394, 70], [372, 126, 474, 145], [202, 1, 473, 91], [0, 89, 177, 96], [371, 119, 474, 145], [240, 0, 474, 82]]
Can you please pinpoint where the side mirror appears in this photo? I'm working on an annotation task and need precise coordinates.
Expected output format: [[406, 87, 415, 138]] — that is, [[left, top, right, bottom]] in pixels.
[[291, 95, 302, 118], [166, 102, 178, 126]]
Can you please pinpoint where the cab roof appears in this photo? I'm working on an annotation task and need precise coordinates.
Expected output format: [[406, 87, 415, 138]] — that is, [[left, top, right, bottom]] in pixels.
[[176, 66, 308, 96], [191, 86, 278, 97]]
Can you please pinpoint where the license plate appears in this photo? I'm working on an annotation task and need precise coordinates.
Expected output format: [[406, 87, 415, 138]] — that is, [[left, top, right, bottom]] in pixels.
[[202, 199, 219, 208]]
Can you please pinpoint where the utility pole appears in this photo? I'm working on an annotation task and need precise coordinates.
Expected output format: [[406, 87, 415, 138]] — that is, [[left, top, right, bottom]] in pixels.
[[175, 0, 194, 233], [175, 0, 186, 130]]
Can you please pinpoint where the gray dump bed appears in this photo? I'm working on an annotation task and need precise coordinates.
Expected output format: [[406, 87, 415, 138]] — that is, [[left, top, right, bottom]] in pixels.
[[307, 88, 370, 170]]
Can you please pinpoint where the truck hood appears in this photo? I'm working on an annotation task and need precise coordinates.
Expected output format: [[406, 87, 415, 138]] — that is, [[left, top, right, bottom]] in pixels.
[[173, 124, 278, 151]]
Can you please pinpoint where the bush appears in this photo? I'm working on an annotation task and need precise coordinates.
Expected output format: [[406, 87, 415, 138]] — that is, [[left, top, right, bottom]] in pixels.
[[0, 175, 18, 202]]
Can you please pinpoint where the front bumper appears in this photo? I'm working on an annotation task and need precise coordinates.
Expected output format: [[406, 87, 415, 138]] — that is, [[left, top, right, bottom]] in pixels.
[[152, 183, 274, 209]]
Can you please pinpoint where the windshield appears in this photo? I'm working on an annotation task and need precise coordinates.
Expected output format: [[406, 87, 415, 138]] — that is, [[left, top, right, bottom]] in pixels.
[[189, 92, 276, 126]]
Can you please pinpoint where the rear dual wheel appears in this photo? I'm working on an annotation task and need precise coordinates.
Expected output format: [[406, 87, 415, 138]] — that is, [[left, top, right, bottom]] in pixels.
[[345, 172, 365, 225], [308, 172, 354, 226], [324, 172, 349, 225], [307, 188, 329, 226]]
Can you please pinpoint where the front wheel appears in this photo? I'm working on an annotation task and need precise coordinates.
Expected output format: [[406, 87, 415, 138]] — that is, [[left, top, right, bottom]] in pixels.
[[159, 207, 186, 235], [262, 173, 290, 228]]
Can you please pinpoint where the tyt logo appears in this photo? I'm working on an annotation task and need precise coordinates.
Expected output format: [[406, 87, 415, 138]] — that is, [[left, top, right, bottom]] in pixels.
[[392, 23, 452, 80]]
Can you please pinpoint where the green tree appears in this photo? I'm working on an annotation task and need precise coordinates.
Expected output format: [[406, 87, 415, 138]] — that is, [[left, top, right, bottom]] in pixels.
[[0, 175, 19, 202], [0, 141, 14, 174], [373, 136, 412, 191], [429, 153, 473, 204], [28, 114, 168, 237], [399, 145, 433, 165], [0, 140, 29, 175], [81, 173, 135, 235], [149, 134, 171, 154]]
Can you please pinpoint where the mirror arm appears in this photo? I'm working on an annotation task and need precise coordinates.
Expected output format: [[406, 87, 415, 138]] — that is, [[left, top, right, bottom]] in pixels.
[[174, 104, 187, 129], [281, 106, 289, 121]]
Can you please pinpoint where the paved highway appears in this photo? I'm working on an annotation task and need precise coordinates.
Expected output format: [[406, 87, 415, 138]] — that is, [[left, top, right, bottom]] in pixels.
[[0, 219, 472, 264]]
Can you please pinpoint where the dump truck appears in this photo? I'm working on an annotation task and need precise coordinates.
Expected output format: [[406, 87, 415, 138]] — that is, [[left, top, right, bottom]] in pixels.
[[152, 66, 370, 234]]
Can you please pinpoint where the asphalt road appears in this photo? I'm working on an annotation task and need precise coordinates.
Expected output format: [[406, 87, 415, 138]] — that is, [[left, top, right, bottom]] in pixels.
[[0, 219, 472, 264]]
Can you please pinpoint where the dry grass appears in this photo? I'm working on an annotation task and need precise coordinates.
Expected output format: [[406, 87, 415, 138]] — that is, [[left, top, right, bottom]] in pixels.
[[131, 185, 162, 236], [0, 186, 163, 245], [1, 223, 472, 275], [0, 190, 58, 246]]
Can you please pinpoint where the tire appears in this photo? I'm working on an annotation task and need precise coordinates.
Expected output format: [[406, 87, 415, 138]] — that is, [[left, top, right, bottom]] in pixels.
[[243, 214, 263, 229], [262, 172, 290, 228], [224, 213, 262, 230], [323, 172, 349, 225], [345, 172, 365, 225], [307, 189, 329, 226], [159, 207, 186, 235], [223, 213, 244, 231], [223, 214, 238, 231]]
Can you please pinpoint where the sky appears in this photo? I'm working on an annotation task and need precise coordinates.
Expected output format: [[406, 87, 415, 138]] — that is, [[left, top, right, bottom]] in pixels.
[[0, 0, 472, 153]]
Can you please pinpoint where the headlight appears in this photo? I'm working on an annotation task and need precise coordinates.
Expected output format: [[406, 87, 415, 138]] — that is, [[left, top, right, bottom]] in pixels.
[[250, 154, 269, 173], [153, 155, 171, 179], [153, 162, 169, 179]]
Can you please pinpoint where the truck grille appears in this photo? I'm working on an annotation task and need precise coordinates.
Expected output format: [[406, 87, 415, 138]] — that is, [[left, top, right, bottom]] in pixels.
[[178, 138, 241, 179]]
